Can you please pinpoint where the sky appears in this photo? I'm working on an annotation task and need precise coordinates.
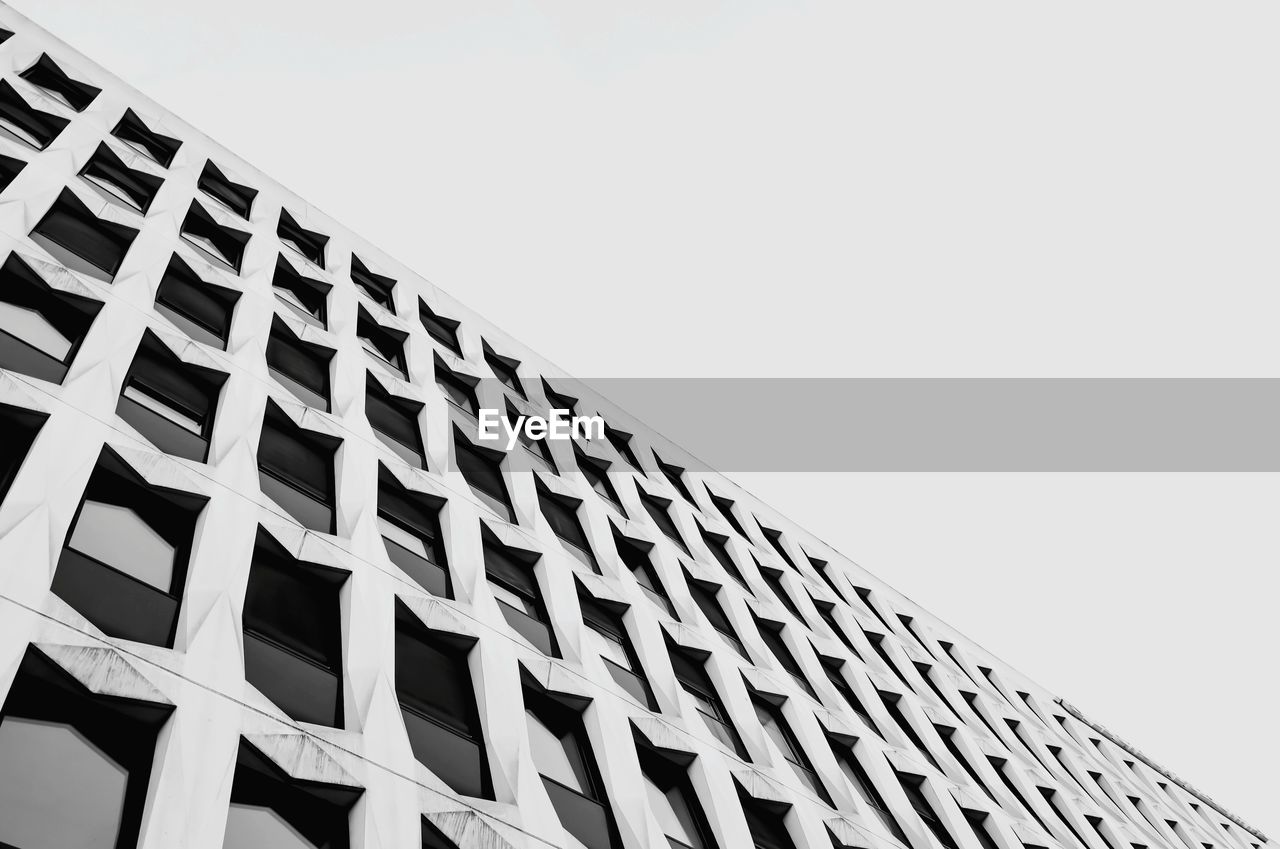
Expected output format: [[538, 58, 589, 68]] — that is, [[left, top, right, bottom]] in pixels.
[[9, 0, 1278, 831]]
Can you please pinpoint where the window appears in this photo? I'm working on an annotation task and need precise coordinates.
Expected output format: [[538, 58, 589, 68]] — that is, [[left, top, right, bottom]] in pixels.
[[988, 757, 1054, 833], [367, 376, 426, 468], [31, 188, 139, 283], [111, 108, 182, 166], [937, 725, 997, 801], [52, 447, 206, 647], [351, 253, 395, 312], [198, 159, 256, 219], [524, 683, 620, 849], [266, 317, 333, 411], [916, 663, 960, 716], [181, 200, 250, 272], [510, 402, 556, 472], [0, 647, 171, 849], [751, 692, 831, 803], [614, 528, 674, 616], [965, 810, 1004, 849], [668, 641, 746, 758], [541, 378, 579, 416], [575, 447, 621, 510], [654, 451, 696, 504], [258, 401, 341, 533], [436, 361, 478, 416], [867, 631, 915, 691], [808, 555, 852, 604], [395, 601, 489, 797], [117, 332, 226, 462], [753, 616, 815, 697], [483, 341, 525, 397], [817, 656, 880, 737], [1040, 786, 1094, 849], [242, 529, 348, 727], [0, 251, 101, 383], [0, 78, 69, 149], [422, 819, 461, 849], [705, 486, 749, 539], [0, 152, 24, 192], [579, 591, 655, 709], [738, 789, 797, 849], [879, 690, 942, 771], [484, 529, 556, 655], [759, 565, 804, 620], [854, 586, 898, 633], [537, 482, 598, 571], [698, 524, 746, 585], [357, 307, 407, 376], [638, 485, 689, 552], [154, 254, 239, 349], [896, 772, 960, 849], [756, 520, 798, 570], [685, 572, 746, 657], [455, 431, 514, 522], [811, 596, 861, 656], [273, 254, 330, 328], [420, 300, 462, 355], [378, 465, 449, 597], [19, 53, 101, 111], [637, 738, 719, 849], [79, 142, 162, 213], [277, 209, 328, 267], [605, 425, 640, 468], [222, 739, 360, 849], [829, 739, 909, 843], [0, 401, 45, 506]]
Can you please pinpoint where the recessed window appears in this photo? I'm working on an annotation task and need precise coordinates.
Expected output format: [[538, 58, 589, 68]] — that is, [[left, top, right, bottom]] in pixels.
[[395, 601, 489, 797], [111, 108, 182, 166], [483, 341, 525, 398], [153, 253, 239, 349], [524, 682, 621, 849], [536, 482, 597, 572], [509, 402, 556, 472], [419, 300, 462, 355], [0, 252, 101, 383], [758, 565, 803, 621], [879, 690, 942, 771], [31, 188, 139, 283], [278, 209, 328, 268], [0, 79, 68, 149], [637, 484, 688, 553], [808, 554, 852, 605], [965, 810, 1004, 849], [667, 640, 746, 758], [351, 253, 395, 312], [755, 520, 798, 570], [541, 378, 579, 417], [866, 630, 914, 690], [52, 447, 206, 647], [0, 401, 45, 507], [243, 529, 348, 727], [378, 465, 449, 597], [197, 159, 256, 219], [654, 451, 696, 504], [357, 306, 407, 377], [829, 738, 908, 843], [483, 529, 556, 655], [117, 331, 226, 462], [705, 486, 749, 539], [272, 254, 330, 329], [258, 401, 341, 533], [818, 655, 879, 737], [753, 616, 815, 698], [455, 431, 514, 522], [19, 53, 101, 112], [637, 739, 719, 849], [422, 819, 461, 849], [575, 447, 621, 510], [180, 200, 250, 272], [579, 590, 655, 709], [79, 142, 162, 213], [698, 523, 746, 586], [266, 317, 333, 411], [613, 527, 673, 616], [604, 424, 640, 469], [0, 152, 25, 193], [751, 692, 830, 803], [435, 361, 478, 417], [367, 376, 425, 468], [737, 787, 796, 849], [685, 573, 746, 658], [896, 772, 960, 849], [0, 647, 171, 849], [223, 739, 360, 849]]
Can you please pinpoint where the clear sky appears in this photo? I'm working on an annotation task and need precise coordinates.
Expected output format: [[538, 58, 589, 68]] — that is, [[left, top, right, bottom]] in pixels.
[[11, 0, 1278, 831]]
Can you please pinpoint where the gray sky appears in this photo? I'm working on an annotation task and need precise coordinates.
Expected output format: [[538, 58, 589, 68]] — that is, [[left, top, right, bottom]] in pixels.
[[11, 0, 1278, 830]]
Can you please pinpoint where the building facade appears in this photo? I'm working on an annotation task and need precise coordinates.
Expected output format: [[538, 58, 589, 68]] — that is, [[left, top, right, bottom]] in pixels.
[[0, 5, 1268, 849]]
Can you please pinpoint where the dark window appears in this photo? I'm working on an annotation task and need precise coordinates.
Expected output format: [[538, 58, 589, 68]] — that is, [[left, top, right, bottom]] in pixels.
[[698, 524, 746, 586], [965, 810, 1003, 849], [0, 251, 101, 383], [197, 159, 256, 219], [273, 254, 331, 328], [153, 253, 239, 349], [436, 361, 478, 416], [509, 403, 556, 472], [52, 447, 205, 647], [541, 378, 579, 417], [896, 772, 960, 849], [854, 586, 898, 633], [19, 54, 101, 111], [878, 690, 942, 771], [367, 376, 426, 468], [867, 631, 915, 691], [654, 451, 696, 504], [0, 152, 24, 192], [0, 647, 171, 849], [257, 401, 340, 533], [456, 432, 514, 522], [351, 253, 396, 312], [484, 530, 556, 655], [637, 738, 719, 849], [0, 78, 68, 149], [0, 401, 45, 506], [916, 663, 959, 716], [537, 482, 597, 571], [422, 818, 461, 849], [358, 307, 407, 377], [180, 200, 250, 272], [753, 616, 815, 697], [266, 317, 333, 411], [483, 341, 525, 398], [224, 738, 360, 849], [705, 486, 749, 539], [638, 485, 688, 552], [278, 208, 328, 268], [900, 615, 939, 660], [989, 757, 1053, 833], [243, 529, 348, 727], [752, 693, 830, 803], [524, 683, 620, 849], [395, 601, 489, 797], [117, 331, 226, 462], [817, 656, 880, 737], [1040, 786, 1094, 849], [668, 641, 746, 758], [756, 520, 798, 570], [759, 565, 804, 620], [614, 528, 674, 616], [575, 447, 621, 510], [808, 555, 852, 604], [31, 188, 139, 282], [378, 465, 449, 597], [111, 108, 182, 166], [580, 591, 655, 709], [810, 596, 860, 657], [420, 300, 462, 355], [686, 573, 746, 657], [79, 142, 162, 213], [936, 725, 996, 802], [605, 425, 640, 469], [829, 738, 908, 842], [738, 790, 796, 849]]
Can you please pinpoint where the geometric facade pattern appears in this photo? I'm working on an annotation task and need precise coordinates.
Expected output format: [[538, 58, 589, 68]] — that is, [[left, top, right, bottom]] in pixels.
[[0, 5, 1269, 849]]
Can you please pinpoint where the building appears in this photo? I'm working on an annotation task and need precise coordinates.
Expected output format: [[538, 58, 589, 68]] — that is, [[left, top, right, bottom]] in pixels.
[[0, 5, 1268, 849]]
